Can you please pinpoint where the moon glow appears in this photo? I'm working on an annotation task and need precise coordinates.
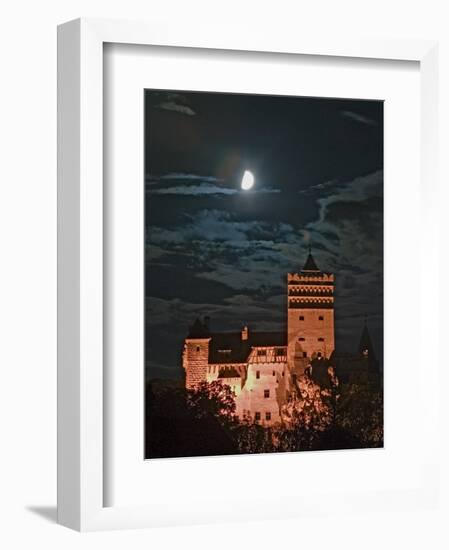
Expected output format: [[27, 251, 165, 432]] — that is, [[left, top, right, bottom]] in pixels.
[[241, 170, 255, 190]]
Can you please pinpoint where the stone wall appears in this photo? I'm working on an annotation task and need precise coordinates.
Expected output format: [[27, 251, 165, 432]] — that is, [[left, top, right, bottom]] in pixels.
[[183, 338, 210, 389]]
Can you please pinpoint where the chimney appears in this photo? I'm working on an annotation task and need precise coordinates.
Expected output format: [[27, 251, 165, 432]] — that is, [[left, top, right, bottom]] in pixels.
[[241, 325, 249, 341]]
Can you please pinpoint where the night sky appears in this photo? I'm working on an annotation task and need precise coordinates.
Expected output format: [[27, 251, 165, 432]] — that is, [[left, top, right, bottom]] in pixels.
[[145, 90, 383, 379]]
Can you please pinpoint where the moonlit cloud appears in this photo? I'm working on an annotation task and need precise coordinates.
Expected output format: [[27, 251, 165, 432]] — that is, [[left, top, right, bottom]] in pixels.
[[153, 93, 197, 116], [150, 184, 239, 195], [147, 173, 281, 196], [341, 110, 378, 126], [159, 173, 220, 182]]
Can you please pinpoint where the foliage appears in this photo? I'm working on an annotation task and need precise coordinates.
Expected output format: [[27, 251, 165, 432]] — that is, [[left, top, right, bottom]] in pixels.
[[187, 380, 237, 423], [145, 380, 238, 458], [145, 365, 383, 458], [337, 376, 383, 448], [281, 367, 338, 431], [232, 417, 276, 454]]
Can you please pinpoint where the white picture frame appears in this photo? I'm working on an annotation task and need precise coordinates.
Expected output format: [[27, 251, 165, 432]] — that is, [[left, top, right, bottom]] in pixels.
[[57, 17, 439, 531]]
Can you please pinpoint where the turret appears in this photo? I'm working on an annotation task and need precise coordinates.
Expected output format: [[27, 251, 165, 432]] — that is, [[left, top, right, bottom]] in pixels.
[[182, 317, 211, 389]]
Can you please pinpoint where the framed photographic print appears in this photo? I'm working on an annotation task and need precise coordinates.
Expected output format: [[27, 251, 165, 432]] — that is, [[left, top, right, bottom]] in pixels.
[[58, 18, 440, 531]]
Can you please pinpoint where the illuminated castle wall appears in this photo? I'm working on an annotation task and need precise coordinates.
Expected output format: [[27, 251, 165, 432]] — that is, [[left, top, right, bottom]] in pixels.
[[183, 250, 369, 425]]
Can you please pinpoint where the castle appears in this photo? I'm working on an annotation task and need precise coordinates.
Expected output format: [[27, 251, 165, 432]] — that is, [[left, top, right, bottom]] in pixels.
[[182, 249, 377, 426]]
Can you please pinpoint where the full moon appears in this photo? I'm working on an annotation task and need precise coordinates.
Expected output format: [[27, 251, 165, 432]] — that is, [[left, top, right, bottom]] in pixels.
[[241, 170, 255, 190]]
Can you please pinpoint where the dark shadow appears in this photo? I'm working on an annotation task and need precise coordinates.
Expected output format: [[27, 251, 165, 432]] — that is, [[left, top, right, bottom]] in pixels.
[[26, 506, 57, 523]]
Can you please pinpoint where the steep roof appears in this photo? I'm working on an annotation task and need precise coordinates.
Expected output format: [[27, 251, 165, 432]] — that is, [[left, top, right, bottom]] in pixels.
[[188, 318, 210, 338], [301, 251, 320, 272], [208, 330, 287, 364]]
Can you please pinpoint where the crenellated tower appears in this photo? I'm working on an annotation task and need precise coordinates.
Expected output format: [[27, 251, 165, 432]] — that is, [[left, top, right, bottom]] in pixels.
[[287, 248, 335, 370]]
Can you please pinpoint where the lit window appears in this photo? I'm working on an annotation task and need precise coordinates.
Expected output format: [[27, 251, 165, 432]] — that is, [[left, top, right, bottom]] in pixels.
[[265, 412, 271, 421], [264, 389, 270, 398], [299, 315, 304, 321], [318, 315, 324, 321], [255, 412, 261, 421], [256, 370, 260, 379]]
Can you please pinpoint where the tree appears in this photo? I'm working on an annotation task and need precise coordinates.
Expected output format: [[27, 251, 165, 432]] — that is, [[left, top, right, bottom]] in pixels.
[[232, 416, 276, 454], [187, 380, 237, 424], [279, 367, 339, 448], [145, 380, 238, 458], [337, 375, 383, 448]]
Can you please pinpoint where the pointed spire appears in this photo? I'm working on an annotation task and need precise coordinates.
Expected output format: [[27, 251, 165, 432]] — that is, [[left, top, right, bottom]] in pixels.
[[358, 318, 376, 360], [301, 245, 320, 272]]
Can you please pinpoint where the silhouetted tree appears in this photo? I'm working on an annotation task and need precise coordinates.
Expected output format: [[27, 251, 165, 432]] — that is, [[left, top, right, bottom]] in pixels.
[[145, 380, 238, 458], [187, 380, 236, 424]]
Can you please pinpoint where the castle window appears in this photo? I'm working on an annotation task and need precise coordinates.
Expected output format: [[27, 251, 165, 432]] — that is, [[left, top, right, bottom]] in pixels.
[[272, 370, 275, 376], [264, 389, 270, 398], [256, 370, 260, 379], [265, 412, 271, 421], [303, 351, 307, 357], [318, 337, 324, 342], [255, 412, 261, 422], [196, 346, 200, 352], [298, 337, 305, 341], [299, 315, 304, 321], [318, 315, 324, 321]]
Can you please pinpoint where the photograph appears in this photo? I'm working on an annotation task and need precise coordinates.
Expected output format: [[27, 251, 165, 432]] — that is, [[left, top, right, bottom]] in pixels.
[[144, 89, 383, 459]]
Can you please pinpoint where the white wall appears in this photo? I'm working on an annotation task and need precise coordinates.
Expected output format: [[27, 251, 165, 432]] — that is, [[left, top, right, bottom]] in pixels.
[[0, 0, 448, 548]]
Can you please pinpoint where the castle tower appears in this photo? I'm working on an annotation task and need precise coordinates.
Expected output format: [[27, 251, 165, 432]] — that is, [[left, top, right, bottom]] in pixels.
[[357, 318, 379, 373], [287, 248, 335, 370], [182, 318, 211, 389], [358, 318, 376, 360]]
